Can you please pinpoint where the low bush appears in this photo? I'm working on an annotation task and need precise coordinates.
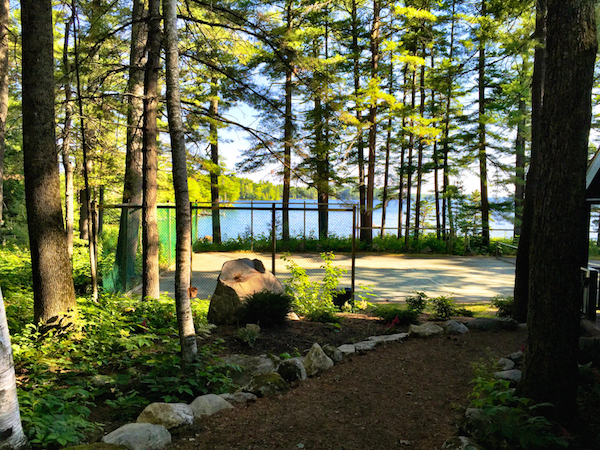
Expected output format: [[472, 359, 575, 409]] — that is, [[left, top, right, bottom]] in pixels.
[[429, 295, 457, 320], [371, 304, 420, 325], [406, 291, 428, 313], [491, 295, 515, 318], [468, 375, 569, 449], [236, 291, 293, 327]]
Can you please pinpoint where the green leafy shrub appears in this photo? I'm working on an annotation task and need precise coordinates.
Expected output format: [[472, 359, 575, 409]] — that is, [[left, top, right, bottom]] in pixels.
[[491, 295, 515, 318], [468, 376, 569, 449], [236, 291, 293, 327], [454, 307, 475, 317], [283, 252, 344, 322], [235, 324, 260, 347], [305, 308, 341, 324], [406, 291, 428, 313], [371, 304, 420, 325], [429, 295, 457, 320]]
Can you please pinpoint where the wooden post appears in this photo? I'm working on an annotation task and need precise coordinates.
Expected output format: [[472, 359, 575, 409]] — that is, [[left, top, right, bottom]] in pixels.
[[352, 205, 356, 298]]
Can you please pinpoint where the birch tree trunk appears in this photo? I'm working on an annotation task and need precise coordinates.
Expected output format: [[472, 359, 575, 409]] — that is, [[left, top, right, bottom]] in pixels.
[[163, 0, 197, 362], [0, 288, 27, 450]]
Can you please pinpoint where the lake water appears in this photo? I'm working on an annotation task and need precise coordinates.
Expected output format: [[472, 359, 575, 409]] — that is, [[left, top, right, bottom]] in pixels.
[[193, 199, 516, 241]]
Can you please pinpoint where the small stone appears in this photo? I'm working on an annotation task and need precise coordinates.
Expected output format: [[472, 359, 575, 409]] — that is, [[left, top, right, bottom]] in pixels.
[[508, 351, 524, 363], [354, 340, 377, 352], [102, 423, 171, 450], [494, 369, 522, 383], [367, 333, 409, 343], [189, 394, 234, 418], [245, 372, 290, 397], [497, 358, 515, 371], [338, 344, 356, 355], [303, 343, 334, 376], [466, 317, 519, 331], [444, 320, 469, 335], [136, 403, 194, 429], [409, 322, 444, 338], [441, 436, 482, 449], [322, 344, 343, 363], [278, 358, 307, 383], [218, 392, 258, 404]]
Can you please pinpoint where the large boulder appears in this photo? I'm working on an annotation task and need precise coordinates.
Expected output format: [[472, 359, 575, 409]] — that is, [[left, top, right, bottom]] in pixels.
[[218, 354, 278, 386], [207, 259, 284, 325], [190, 394, 234, 418]]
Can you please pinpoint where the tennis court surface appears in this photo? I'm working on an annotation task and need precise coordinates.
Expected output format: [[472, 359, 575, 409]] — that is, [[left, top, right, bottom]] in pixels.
[[159, 253, 515, 304]]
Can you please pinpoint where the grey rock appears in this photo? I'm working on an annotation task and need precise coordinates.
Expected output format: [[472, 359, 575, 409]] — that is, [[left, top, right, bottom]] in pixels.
[[136, 403, 194, 429], [354, 340, 378, 352], [508, 351, 524, 363], [338, 344, 355, 355], [207, 259, 284, 325], [494, 369, 522, 383], [102, 423, 171, 450], [218, 354, 277, 386], [190, 394, 234, 418], [367, 333, 409, 343], [245, 372, 290, 397], [218, 392, 258, 404], [287, 311, 300, 321], [441, 436, 482, 450], [466, 317, 519, 331], [322, 344, 343, 363], [497, 358, 515, 371], [409, 322, 444, 338], [278, 358, 307, 383], [303, 343, 334, 376], [444, 320, 469, 335]]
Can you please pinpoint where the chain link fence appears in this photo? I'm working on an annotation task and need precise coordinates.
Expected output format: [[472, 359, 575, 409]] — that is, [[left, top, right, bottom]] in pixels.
[[99, 201, 357, 299]]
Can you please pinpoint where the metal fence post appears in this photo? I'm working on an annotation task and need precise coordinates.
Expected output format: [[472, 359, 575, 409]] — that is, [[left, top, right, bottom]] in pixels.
[[251, 200, 254, 251], [167, 206, 172, 264], [272, 203, 276, 274]]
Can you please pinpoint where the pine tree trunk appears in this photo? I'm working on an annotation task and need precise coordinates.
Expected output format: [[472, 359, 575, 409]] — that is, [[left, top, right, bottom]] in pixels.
[[0, 288, 27, 450], [514, 96, 526, 238], [116, 0, 147, 291], [365, 0, 381, 245], [22, 0, 77, 324], [142, 0, 161, 300], [282, 0, 293, 242], [351, 0, 367, 243], [513, 0, 546, 323], [415, 62, 425, 240], [381, 57, 394, 238], [478, 0, 490, 246], [405, 69, 416, 249], [163, 0, 197, 362], [517, 0, 597, 423], [61, 16, 75, 259], [209, 78, 222, 244]]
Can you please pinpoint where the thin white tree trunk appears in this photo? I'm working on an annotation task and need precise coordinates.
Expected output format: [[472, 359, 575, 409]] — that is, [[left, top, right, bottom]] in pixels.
[[163, 0, 197, 362], [0, 289, 27, 450]]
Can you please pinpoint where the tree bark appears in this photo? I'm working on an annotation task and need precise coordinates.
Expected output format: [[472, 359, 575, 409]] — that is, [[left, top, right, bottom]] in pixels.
[[415, 61, 425, 240], [21, 0, 77, 323], [514, 96, 526, 238], [115, 0, 147, 291], [282, 0, 293, 242], [478, 0, 490, 246], [365, 0, 381, 245], [209, 77, 222, 244], [0, 288, 27, 450], [0, 0, 8, 231], [163, 0, 197, 362], [61, 15, 75, 258], [517, 0, 597, 423], [142, 0, 161, 300], [513, 0, 546, 323]]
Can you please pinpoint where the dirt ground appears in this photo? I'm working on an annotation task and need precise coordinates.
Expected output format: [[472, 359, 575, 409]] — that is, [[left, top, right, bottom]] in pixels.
[[165, 314, 530, 450]]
